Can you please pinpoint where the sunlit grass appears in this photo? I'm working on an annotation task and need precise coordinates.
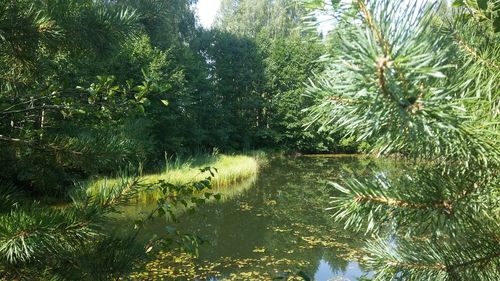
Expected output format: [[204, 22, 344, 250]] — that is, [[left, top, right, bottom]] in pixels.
[[87, 153, 262, 202]]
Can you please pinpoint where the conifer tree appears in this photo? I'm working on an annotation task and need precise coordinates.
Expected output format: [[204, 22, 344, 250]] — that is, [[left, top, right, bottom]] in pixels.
[[0, 1, 220, 279], [307, 0, 499, 280]]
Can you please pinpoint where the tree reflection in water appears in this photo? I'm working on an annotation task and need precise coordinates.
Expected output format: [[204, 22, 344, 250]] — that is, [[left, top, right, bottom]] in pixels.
[[126, 156, 392, 280]]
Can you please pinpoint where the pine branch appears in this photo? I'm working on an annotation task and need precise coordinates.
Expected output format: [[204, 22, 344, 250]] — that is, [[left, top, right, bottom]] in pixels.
[[306, 0, 498, 166], [311, 1, 500, 279], [448, 251, 500, 272], [453, 33, 500, 70], [1, 133, 143, 174], [375, 56, 396, 102], [0, 207, 99, 264], [328, 164, 498, 235], [99, 177, 142, 212], [355, 0, 390, 56], [353, 195, 454, 214], [0, 104, 66, 115], [0, 181, 22, 213], [364, 234, 500, 281], [73, 171, 144, 216]]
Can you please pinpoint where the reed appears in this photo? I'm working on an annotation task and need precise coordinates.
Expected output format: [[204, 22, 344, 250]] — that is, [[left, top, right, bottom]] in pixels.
[[86, 154, 261, 202]]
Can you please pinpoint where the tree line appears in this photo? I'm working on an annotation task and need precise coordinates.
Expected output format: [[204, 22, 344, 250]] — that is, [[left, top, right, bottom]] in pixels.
[[0, 0, 356, 279], [1, 0, 498, 280], [0, 0, 359, 198]]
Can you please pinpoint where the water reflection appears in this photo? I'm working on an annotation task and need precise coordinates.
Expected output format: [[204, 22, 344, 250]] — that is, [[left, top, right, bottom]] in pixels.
[[126, 156, 384, 280], [314, 259, 373, 281]]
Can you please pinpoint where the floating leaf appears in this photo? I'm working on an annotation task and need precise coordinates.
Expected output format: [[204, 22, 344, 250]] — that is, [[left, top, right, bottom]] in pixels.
[[252, 247, 266, 253]]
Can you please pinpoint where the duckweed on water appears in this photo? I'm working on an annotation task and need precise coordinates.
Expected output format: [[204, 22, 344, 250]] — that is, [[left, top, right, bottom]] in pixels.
[[127, 221, 361, 280], [122, 157, 374, 280], [128, 250, 312, 280]]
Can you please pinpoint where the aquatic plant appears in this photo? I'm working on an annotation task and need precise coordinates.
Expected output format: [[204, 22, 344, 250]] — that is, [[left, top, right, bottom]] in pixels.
[[87, 154, 260, 202]]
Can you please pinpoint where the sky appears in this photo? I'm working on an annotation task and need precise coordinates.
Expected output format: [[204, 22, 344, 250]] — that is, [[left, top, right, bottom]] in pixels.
[[196, 0, 222, 29], [195, 0, 435, 30]]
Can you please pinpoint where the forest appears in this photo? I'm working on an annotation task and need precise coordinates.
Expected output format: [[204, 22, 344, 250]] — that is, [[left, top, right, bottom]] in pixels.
[[0, 0, 499, 280]]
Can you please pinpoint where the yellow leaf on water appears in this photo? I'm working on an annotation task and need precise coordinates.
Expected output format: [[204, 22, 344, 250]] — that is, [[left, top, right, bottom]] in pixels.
[[252, 247, 266, 253]]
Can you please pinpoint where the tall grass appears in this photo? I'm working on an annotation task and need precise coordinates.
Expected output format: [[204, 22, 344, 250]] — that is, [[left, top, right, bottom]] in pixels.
[[86, 154, 261, 202]]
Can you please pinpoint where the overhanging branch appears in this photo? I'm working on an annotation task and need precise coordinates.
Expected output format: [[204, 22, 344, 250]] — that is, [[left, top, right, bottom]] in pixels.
[[354, 195, 454, 214]]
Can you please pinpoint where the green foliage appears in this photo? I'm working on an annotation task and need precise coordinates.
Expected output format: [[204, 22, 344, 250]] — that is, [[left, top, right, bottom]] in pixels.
[[0, 0, 150, 195], [451, 0, 500, 32], [0, 167, 221, 280], [0, 0, 227, 279], [87, 154, 259, 202], [216, 0, 306, 38], [209, 0, 364, 152], [308, 0, 500, 279], [307, 1, 497, 164], [201, 30, 266, 149], [2, 0, 453, 278], [0, 173, 140, 279]]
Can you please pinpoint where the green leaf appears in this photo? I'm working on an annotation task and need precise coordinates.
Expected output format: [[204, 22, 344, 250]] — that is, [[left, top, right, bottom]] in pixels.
[[194, 183, 204, 190], [160, 100, 169, 107], [452, 0, 465, 7]]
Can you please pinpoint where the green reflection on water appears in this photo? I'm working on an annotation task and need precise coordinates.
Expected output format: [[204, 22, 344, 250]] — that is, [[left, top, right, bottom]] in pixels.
[[123, 156, 385, 280]]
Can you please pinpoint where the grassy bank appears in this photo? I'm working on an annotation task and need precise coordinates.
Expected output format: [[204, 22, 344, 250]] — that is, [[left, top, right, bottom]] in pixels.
[[87, 153, 264, 202]]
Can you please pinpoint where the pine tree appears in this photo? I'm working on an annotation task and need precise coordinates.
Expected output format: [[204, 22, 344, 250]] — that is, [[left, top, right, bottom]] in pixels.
[[307, 0, 499, 280], [0, 1, 220, 279], [0, 0, 144, 195]]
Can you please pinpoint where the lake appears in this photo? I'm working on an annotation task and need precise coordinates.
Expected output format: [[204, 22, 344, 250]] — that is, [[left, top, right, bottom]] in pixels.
[[123, 155, 383, 280]]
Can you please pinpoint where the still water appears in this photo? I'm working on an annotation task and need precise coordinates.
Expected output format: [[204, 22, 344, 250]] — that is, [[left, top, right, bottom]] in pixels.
[[125, 156, 380, 280]]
